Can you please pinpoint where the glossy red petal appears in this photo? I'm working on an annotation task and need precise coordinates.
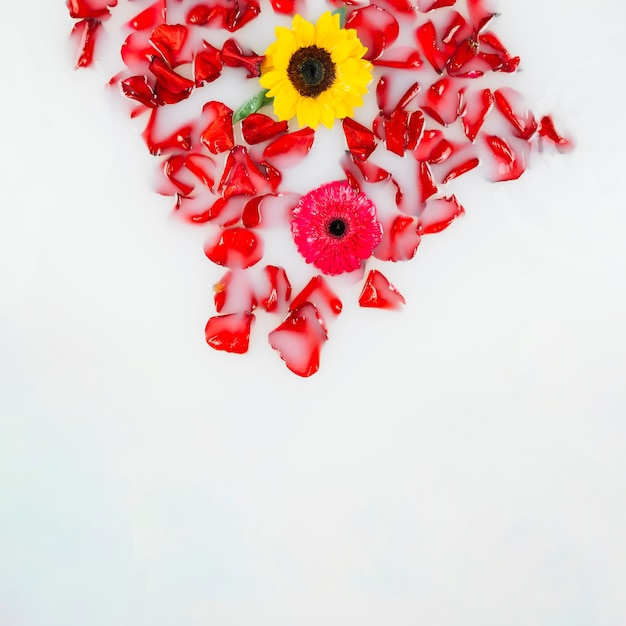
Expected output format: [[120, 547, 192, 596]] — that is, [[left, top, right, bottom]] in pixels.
[[417, 0, 455, 10], [268, 303, 327, 377], [345, 5, 399, 61], [374, 215, 421, 262], [258, 266, 292, 313], [67, 0, 116, 19], [241, 113, 289, 145], [142, 109, 193, 155], [418, 195, 465, 234], [342, 118, 378, 161], [418, 161, 438, 203], [441, 157, 480, 184], [359, 270, 406, 309], [187, 0, 260, 32], [384, 109, 408, 156], [149, 56, 195, 104], [289, 276, 342, 329], [150, 24, 189, 67], [200, 101, 234, 154], [373, 47, 422, 70], [270, 0, 297, 14], [420, 78, 463, 126], [121, 75, 162, 108], [494, 87, 538, 140], [72, 18, 102, 68], [538, 116, 575, 152], [461, 88, 494, 142], [263, 128, 315, 168], [205, 312, 254, 354], [221, 39, 263, 78], [415, 21, 447, 74], [128, 0, 165, 30], [483, 135, 527, 181], [218, 146, 267, 198], [213, 270, 257, 314], [406, 111, 425, 151], [194, 42, 223, 85], [204, 227, 264, 269], [241, 193, 299, 228]]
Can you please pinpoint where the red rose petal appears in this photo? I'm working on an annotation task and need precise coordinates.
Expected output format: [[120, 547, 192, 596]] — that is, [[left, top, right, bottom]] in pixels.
[[218, 146, 267, 198], [483, 135, 527, 181], [67, 0, 116, 19], [359, 270, 406, 309], [128, 0, 165, 30], [205, 312, 254, 354], [417, 0, 456, 11], [373, 47, 422, 70], [270, 0, 297, 14], [204, 227, 264, 269], [200, 101, 234, 154], [241, 193, 299, 228], [268, 303, 328, 377], [213, 270, 258, 314], [420, 78, 463, 126], [221, 38, 263, 78], [345, 5, 399, 61], [194, 42, 223, 85], [494, 87, 538, 140], [461, 88, 494, 142], [418, 195, 465, 234], [538, 115, 575, 152], [263, 128, 315, 168], [72, 18, 102, 68], [142, 109, 193, 155], [418, 161, 438, 203], [258, 266, 292, 312], [121, 75, 162, 108], [384, 109, 408, 156], [149, 56, 195, 104], [289, 276, 342, 329], [374, 215, 421, 262], [342, 118, 378, 161], [150, 24, 189, 67], [241, 113, 289, 145], [406, 111, 425, 151], [186, 0, 260, 32], [441, 157, 480, 184]]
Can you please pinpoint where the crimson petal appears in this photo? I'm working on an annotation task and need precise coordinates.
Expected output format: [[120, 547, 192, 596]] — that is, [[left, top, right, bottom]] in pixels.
[[205, 312, 254, 354], [359, 270, 406, 309], [200, 101, 234, 154], [204, 227, 263, 269], [263, 128, 315, 168], [242, 113, 289, 145], [418, 195, 465, 234], [346, 5, 399, 61]]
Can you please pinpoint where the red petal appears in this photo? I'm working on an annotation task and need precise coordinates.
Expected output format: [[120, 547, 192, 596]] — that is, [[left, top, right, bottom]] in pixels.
[[187, 0, 260, 31], [142, 109, 193, 155], [67, 0, 116, 19], [194, 42, 223, 85], [269, 303, 328, 377], [406, 111, 425, 150], [258, 266, 292, 312], [374, 47, 422, 70], [461, 88, 494, 142], [374, 215, 421, 262], [417, 0, 455, 10], [128, 0, 165, 30], [242, 113, 289, 145], [150, 24, 189, 67], [213, 270, 257, 314], [538, 116, 575, 152], [205, 312, 254, 354], [221, 39, 263, 78], [342, 117, 378, 161], [420, 78, 463, 126], [204, 227, 264, 269], [121, 75, 162, 108], [359, 270, 406, 309], [345, 5, 399, 61], [418, 161, 438, 203], [218, 146, 267, 198], [418, 195, 464, 234], [441, 157, 480, 184], [270, 0, 297, 14], [494, 87, 538, 140], [241, 193, 299, 228], [263, 128, 315, 168], [72, 18, 102, 68], [415, 21, 447, 74], [376, 75, 392, 117], [467, 0, 497, 30], [185, 153, 217, 190], [149, 56, 195, 104], [384, 109, 408, 156], [200, 101, 234, 154], [483, 135, 527, 181], [289, 276, 342, 329], [121, 32, 154, 68]]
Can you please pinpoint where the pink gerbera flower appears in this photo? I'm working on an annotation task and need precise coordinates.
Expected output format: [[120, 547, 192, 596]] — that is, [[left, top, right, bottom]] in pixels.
[[291, 181, 383, 275]]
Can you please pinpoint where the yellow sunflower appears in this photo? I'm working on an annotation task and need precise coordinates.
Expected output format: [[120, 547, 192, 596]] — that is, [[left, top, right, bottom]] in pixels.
[[259, 12, 373, 129]]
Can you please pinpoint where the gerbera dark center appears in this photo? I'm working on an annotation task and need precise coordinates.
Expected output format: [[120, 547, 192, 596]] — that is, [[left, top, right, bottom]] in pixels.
[[287, 46, 336, 97], [328, 218, 347, 238]]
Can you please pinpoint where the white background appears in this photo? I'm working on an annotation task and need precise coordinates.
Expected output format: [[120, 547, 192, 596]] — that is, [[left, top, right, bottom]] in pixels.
[[1, 1, 626, 624]]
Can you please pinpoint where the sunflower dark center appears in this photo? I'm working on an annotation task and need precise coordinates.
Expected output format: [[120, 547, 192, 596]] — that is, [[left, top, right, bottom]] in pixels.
[[327, 218, 347, 238], [287, 46, 336, 97]]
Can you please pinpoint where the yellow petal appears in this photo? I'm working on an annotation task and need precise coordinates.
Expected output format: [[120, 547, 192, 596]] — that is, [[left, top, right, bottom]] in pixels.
[[292, 14, 316, 47], [315, 11, 340, 49], [296, 97, 321, 129]]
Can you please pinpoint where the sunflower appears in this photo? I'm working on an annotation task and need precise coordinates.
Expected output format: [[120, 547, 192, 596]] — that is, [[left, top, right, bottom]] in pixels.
[[259, 12, 373, 129]]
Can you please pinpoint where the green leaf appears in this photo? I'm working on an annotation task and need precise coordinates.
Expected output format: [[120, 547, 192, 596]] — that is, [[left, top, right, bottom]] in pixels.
[[332, 6, 347, 28], [233, 89, 273, 124]]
